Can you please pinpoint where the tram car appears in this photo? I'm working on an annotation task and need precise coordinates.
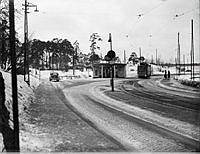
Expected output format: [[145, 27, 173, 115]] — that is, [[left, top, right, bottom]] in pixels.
[[137, 62, 151, 78]]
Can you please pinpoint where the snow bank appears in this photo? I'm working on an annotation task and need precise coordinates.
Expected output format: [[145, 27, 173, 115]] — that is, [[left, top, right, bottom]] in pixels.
[[174, 74, 200, 88], [1, 71, 39, 114], [0, 70, 40, 151]]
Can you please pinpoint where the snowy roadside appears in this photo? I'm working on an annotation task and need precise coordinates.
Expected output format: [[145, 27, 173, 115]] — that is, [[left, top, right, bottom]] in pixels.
[[174, 75, 200, 88], [0, 70, 40, 151], [19, 81, 124, 152]]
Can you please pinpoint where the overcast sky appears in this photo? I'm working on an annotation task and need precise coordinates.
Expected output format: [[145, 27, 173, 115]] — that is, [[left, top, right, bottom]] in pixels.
[[15, 0, 199, 63]]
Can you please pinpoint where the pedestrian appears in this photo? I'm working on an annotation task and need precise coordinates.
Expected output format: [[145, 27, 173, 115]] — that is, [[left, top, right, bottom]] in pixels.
[[168, 70, 170, 79], [164, 70, 167, 79]]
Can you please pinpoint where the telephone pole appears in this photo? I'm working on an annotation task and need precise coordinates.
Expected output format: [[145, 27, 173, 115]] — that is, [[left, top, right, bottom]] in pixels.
[[190, 19, 194, 80], [22, 0, 38, 85], [156, 48, 158, 65], [183, 54, 185, 75], [177, 32, 181, 75], [124, 50, 126, 64], [9, 0, 20, 151]]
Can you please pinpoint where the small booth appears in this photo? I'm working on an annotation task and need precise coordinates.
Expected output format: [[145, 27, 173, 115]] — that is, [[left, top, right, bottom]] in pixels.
[[93, 63, 126, 78]]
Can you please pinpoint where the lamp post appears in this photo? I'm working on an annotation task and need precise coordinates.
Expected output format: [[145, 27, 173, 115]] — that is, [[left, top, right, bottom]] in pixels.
[[22, 0, 38, 86]]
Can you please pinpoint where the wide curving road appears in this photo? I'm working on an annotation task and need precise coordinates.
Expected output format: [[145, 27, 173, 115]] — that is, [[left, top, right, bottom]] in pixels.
[[58, 77, 200, 152]]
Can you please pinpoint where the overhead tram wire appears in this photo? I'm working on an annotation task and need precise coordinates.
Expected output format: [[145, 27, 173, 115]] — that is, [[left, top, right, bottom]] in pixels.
[[126, 1, 167, 39], [137, 1, 165, 19], [173, 7, 199, 19]]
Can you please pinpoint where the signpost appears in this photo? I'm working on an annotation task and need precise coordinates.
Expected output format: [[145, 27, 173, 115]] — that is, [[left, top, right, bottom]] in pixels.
[[106, 33, 116, 92]]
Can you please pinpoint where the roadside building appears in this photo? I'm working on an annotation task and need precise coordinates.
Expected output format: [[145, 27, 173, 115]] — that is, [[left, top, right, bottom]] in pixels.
[[92, 63, 126, 78]]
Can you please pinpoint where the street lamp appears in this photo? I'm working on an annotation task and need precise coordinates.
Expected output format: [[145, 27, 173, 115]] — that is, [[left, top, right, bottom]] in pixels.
[[22, 0, 38, 86]]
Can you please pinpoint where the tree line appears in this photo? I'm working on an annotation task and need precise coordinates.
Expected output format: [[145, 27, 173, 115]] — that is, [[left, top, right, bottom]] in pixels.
[[1, 0, 99, 73]]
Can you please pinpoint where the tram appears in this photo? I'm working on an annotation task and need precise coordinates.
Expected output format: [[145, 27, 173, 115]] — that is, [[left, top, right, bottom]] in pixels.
[[137, 62, 151, 78]]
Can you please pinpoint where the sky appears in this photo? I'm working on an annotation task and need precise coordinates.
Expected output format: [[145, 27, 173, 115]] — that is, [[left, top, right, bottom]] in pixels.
[[15, 0, 199, 63]]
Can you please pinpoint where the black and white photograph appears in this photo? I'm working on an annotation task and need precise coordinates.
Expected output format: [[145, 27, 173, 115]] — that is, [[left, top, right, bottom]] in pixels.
[[0, 0, 200, 152]]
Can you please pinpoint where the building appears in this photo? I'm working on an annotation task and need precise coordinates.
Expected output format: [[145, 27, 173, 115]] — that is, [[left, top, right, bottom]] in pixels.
[[93, 63, 126, 78]]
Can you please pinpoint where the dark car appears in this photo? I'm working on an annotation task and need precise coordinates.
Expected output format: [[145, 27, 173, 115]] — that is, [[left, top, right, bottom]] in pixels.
[[49, 72, 60, 82]]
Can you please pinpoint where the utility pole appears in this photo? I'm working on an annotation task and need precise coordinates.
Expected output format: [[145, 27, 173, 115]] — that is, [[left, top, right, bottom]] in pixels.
[[23, 0, 28, 85], [151, 55, 153, 64], [190, 19, 194, 80], [156, 48, 158, 65], [9, 0, 20, 151], [139, 47, 142, 63], [183, 54, 185, 75], [177, 32, 181, 75], [175, 57, 177, 76], [124, 50, 126, 64], [22, 0, 38, 86]]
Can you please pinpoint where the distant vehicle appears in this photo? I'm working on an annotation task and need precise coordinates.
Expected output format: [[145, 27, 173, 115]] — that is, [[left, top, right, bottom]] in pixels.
[[137, 62, 151, 78], [49, 72, 60, 82]]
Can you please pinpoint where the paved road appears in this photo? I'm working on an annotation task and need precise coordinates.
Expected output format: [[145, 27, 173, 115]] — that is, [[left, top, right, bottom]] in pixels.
[[21, 79, 125, 152], [60, 77, 200, 152]]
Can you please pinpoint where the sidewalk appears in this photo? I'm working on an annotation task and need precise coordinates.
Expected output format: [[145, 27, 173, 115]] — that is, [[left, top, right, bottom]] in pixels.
[[19, 82, 125, 152]]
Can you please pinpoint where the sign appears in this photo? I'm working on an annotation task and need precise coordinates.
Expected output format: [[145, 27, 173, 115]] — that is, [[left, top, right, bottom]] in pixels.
[[107, 50, 116, 60]]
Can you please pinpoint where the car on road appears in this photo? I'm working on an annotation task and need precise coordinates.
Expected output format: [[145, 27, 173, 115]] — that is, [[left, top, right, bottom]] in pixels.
[[49, 72, 60, 82]]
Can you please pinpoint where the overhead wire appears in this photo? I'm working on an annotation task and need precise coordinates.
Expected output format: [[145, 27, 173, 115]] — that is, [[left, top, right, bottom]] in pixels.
[[137, 1, 165, 19], [125, 1, 166, 51], [173, 7, 199, 19], [127, 1, 166, 36]]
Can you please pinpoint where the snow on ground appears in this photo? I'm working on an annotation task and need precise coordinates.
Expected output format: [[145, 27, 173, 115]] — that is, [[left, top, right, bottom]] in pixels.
[[89, 82, 200, 141], [1, 65, 198, 150], [0, 70, 40, 151], [174, 73, 200, 88], [0, 70, 40, 117], [175, 74, 200, 82]]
